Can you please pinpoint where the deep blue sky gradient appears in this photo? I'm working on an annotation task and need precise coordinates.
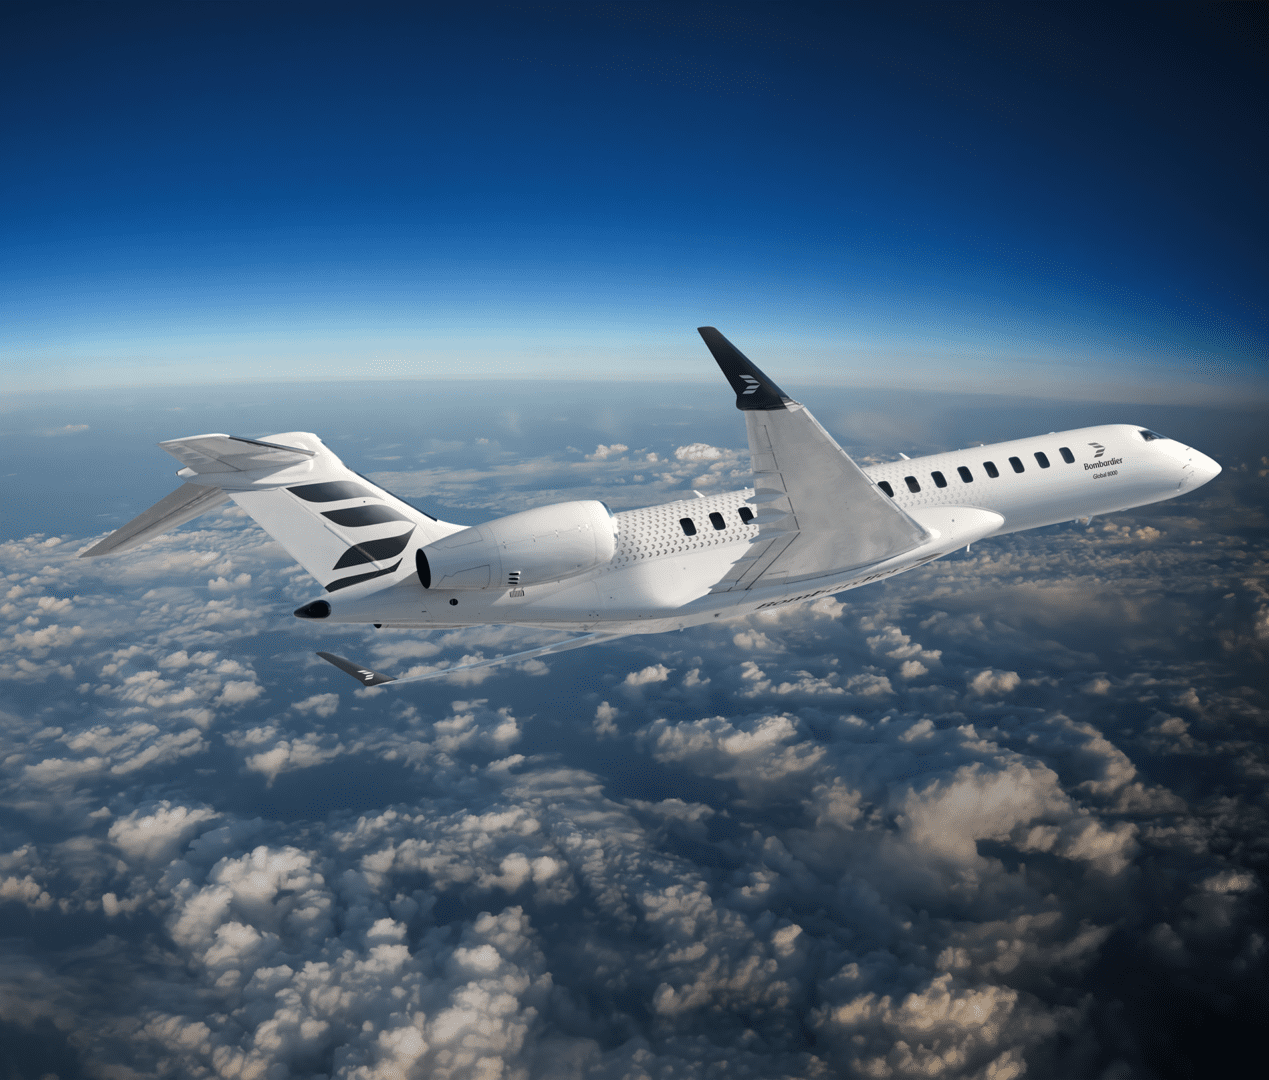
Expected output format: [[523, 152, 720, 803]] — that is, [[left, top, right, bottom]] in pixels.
[[3, 2, 1265, 399]]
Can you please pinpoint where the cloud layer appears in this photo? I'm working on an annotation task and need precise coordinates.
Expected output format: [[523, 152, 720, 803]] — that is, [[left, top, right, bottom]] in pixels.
[[0, 407, 1265, 1079]]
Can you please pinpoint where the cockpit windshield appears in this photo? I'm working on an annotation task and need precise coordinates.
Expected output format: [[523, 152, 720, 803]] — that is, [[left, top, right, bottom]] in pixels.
[[1139, 429, 1166, 441]]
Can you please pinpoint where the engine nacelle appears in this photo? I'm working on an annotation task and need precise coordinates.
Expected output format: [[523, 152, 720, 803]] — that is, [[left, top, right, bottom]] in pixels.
[[417, 500, 617, 591]]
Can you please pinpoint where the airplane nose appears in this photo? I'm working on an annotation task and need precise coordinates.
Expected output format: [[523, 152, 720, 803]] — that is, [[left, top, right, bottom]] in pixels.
[[1187, 451, 1221, 488]]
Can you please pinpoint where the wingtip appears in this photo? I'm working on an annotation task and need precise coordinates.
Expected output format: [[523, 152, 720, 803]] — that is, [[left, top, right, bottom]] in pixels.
[[696, 327, 791, 411]]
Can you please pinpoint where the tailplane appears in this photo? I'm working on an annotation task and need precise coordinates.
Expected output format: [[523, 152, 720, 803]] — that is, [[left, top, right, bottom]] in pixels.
[[83, 432, 459, 593]]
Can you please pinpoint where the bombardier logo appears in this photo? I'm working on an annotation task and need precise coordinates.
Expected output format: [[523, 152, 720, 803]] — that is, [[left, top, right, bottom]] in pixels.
[[740, 374, 761, 395], [1085, 442, 1120, 474]]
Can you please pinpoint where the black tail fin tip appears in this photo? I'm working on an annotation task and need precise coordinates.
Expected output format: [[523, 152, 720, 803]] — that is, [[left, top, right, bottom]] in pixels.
[[697, 327, 792, 412]]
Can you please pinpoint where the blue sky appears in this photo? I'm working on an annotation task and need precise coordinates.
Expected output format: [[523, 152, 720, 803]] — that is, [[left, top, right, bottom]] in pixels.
[[2, 2, 1265, 400]]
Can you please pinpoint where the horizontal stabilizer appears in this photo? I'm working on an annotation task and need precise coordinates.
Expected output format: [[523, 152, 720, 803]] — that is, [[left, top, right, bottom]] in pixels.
[[80, 483, 231, 558], [316, 651, 398, 686], [317, 633, 616, 687], [159, 434, 314, 475]]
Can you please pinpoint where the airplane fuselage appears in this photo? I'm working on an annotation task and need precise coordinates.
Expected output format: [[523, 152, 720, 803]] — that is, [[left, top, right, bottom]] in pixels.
[[82, 326, 1224, 686], [328, 422, 1219, 634]]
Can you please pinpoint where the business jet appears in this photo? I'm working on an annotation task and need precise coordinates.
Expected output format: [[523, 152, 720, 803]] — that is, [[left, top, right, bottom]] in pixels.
[[82, 329, 1222, 686]]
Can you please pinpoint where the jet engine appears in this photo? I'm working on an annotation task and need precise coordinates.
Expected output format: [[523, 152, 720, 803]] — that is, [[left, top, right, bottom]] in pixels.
[[417, 500, 617, 590]]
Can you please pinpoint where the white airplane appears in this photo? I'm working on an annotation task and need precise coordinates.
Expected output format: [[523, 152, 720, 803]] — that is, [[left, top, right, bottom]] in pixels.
[[82, 328, 1222, 686]]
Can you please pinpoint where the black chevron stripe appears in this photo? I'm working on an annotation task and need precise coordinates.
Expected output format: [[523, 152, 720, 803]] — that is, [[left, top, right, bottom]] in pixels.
[[333, 527, 416, 570], [325, 560, 402, 593], [322, 505, 412, 527]]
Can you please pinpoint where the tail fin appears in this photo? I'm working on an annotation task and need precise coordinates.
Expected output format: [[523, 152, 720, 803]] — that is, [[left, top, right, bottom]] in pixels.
[[84, 431, 459, 593]]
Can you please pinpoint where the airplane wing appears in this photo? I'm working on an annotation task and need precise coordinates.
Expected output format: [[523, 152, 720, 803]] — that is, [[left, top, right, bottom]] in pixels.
[[317, 632, 622, 687], [698, 327, 932, 590]]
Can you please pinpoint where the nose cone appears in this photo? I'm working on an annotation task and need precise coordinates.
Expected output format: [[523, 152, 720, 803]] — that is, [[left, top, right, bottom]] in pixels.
[[1191, 451, 1222, 487], [1181, 450, 1221, 492]]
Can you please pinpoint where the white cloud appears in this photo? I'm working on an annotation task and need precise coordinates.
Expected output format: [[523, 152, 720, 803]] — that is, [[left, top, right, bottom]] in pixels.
[[109, 802, 219, 863], [292, 692, 339, 719], [594, 700, 619, 737], [623, 663, 670, 687], [217, 679, 264, 706], [731, 627, 778, 651], [967, 668, 1021, 695], [640, 712, 825, 794], [244, 733, 345, 785], [897, 760, 1071, 865], [673, 442, 724, 461], [587, 443, 629, 460], [207, 572, 252, 592]]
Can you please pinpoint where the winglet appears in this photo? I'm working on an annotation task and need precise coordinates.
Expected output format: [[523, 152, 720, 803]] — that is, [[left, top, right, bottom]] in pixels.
[[317, 651, 397, 686], [697, 327, 792, 411]]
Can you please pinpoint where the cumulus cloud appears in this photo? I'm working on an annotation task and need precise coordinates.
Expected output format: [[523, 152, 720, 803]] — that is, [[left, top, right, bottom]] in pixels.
[[967, 668, 1021, 695], [109, 801, 219, 862], [673, 442, 724, 461], [243, 732, 345, 785], [594, 700, 620, 737], [293, 692, 340, 719], [623, 663, 671, 687]]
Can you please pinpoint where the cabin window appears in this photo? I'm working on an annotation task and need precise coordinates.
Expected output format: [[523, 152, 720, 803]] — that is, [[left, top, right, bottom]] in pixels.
[[905, 476, 921, 493], [877, 481, 894, 497], [931, 471, 947, 488], [1139, 429, 1165, 441], [1059, 446, 1074, 464], [679, 517, 697, 536], [957, 465, 973, 483], [1009, 456, 1025, 473], [709, 511, 726, 530], [1035, 451, 1051, 468], [738, 506, 755, 524], [983, 461, 999, 478]]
